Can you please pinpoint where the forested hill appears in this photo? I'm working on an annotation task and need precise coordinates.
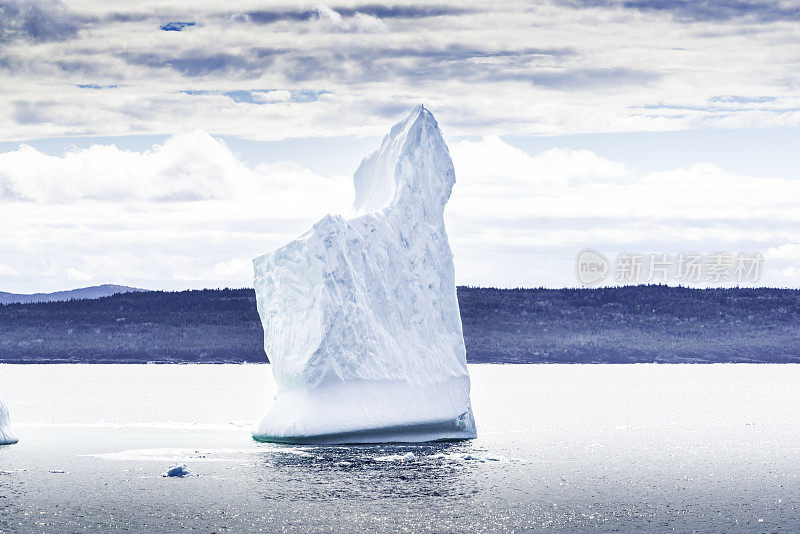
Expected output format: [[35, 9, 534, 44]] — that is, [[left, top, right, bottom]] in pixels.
[[1, 286, 799, 364], [0, 284, 144, 305]]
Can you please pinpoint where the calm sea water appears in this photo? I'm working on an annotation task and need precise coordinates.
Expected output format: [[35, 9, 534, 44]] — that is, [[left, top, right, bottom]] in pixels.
[[1, 364, 800, 532]]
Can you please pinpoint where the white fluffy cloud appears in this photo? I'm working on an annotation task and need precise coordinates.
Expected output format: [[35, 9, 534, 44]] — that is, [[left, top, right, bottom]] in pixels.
[[1, 132, 799, 291], [446, 137, 800, 288], [0, 131, 352, 291], [449, 137, 800, 224], [310, 5, 387, 33], [0, 131, 350, 207], [0, 131, 245, 201]]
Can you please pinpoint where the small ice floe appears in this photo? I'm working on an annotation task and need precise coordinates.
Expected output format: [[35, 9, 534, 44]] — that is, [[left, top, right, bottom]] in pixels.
[[274, 447, 315, 457], [375, 452, 416, 462], [162, 464, 195, 478]]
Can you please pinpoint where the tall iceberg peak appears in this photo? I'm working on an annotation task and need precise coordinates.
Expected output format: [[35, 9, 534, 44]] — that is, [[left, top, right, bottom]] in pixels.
[[352, 104, 452, 216], [0, 398, 18, 445], [252, 105, 476, 444]]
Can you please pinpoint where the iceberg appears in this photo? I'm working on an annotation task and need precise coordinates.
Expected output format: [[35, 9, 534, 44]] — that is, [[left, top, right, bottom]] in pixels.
[[0, 397, 18, 445], [252, 105, 476, 444]]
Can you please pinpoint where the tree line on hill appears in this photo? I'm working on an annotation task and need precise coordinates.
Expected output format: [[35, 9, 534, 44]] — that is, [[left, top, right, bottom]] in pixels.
[[1, 285, 799, 363]]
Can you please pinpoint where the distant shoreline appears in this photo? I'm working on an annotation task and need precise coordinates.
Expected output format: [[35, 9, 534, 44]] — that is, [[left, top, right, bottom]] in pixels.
[[2, 361, 799, 365], [2, 286, 799, 364]]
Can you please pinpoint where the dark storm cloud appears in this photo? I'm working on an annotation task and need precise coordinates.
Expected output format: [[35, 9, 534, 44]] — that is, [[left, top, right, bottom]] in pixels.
[[563, 0, 800, 22], [117, 38, 646, 93], [330, 5, 471, 18], [280, 46, 653, 90], [120, 51, 276, 78], [525, 67, 660, 89], [12, 101, 53, 124], [368, 101, 420, 118], [99, 12, 152, 23], [379, 44, 575, 61], [279, 45, 576, 84], [159, 54, 252, 76], [53, 59, 100, 75], [242, 4, 470, 24], [244, 9, 312, 24], [624, 0, 800, 22], [0, 0, 83, 42]]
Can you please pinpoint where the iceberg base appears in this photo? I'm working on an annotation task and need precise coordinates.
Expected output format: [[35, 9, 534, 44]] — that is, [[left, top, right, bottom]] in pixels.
[[0, 401, 17, 445], [252, 376, 476, 445], [0, 431, 17, 446], [252, 418, 475, 445]]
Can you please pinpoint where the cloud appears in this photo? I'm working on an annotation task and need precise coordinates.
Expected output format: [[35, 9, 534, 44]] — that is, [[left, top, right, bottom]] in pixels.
[[1, 132, 798, 291], [12, 101, 56, 125], [0, 132, 353, 291], [449, 137, 800, 223], [618, 0, 800, 23], [0, 130, 351, 205], [241, 4, 468, 24], [0, 264, 19, 276], [0, 131, 239, 201], [3, 1, 800, 138], [309, 5, 387, 33], [120, 51, 266, 77], [445, 136, 800, 287], [0, 0, 83, 42], [766, 243, 800, 260], [212, 257, 254, 279], [334, 5, 471, 19], [450, 136, 629, 189], [525, 68, 660, 89]]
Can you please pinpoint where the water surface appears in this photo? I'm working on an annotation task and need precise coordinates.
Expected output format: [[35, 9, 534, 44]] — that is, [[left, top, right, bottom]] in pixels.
[[1, 364, 799, 532]]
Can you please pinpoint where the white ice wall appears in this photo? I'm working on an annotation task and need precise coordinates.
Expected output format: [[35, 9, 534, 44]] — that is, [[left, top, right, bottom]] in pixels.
[[0, 397, 18, 445], [252, 105, 475, 443]]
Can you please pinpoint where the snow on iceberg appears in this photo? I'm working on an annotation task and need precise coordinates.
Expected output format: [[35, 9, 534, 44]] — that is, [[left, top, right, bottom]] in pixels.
[[0, 397, 18, 445], [252, 105, 476, 444]]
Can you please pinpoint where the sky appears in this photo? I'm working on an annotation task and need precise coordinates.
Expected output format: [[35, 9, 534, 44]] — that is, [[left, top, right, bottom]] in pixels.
[[2, 0, 800, 292]]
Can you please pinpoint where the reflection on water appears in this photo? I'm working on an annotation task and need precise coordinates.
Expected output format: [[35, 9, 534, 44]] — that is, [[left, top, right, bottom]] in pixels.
[[257, 442, 484, 501], [0, 449, 24, 533]]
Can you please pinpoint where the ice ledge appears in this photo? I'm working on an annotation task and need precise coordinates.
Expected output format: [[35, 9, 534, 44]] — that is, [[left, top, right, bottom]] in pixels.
[[0, 401, 18, 445], [253, 376, 476, 444], [0, 430, 17, 445]]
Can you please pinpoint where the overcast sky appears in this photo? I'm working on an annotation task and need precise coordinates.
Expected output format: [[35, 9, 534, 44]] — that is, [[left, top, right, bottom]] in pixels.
[[2, 0, 800, 292]]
